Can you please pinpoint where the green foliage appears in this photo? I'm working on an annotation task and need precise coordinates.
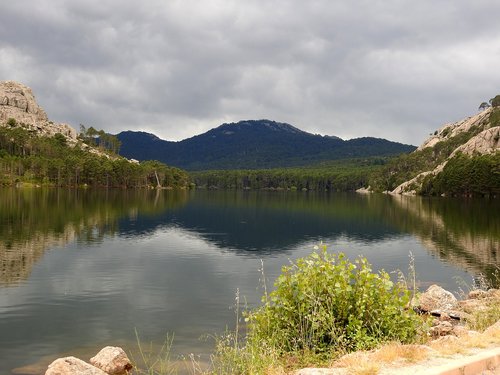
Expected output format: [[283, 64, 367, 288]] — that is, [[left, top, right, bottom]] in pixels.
[[79, 124, 121, 154], [0, 126, 190, 188], [369, 124, 488, 192], [491, 95, 500, 108], [6, 118, 17, 127], [190, 158, 385, 192], [468, 299, 500, 332], [420, 152, 500, 196], [117, 122, 415, 171], [490, 107, 500, 127], [246, 249, 422, 356], [478, 102, 491, 111]]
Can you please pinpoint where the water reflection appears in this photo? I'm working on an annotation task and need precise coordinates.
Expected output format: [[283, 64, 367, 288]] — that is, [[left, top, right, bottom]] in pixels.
[[0, 188, 188, 285], [389, 195, 499, 282], [1, 189, 499, 286], [0, 189, 498, 375]]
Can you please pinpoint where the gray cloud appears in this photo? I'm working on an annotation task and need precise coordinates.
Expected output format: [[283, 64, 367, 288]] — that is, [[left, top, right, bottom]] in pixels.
[[1, 0, 499, 145]]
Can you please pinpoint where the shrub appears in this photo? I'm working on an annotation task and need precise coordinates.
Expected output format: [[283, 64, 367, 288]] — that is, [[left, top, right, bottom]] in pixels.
[[7, 118, 17, 127], [246, 249, 423, 356]]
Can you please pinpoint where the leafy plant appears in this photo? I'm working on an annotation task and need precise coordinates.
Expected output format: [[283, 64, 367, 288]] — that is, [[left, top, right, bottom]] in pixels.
[[246, 248, 423, 357]]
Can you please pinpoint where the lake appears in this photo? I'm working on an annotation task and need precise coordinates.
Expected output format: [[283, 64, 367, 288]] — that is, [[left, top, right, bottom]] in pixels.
[[0, 188, 498, 374]]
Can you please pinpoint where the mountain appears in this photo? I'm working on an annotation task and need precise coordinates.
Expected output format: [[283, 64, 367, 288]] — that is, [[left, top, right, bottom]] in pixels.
[[117, 120, 416, 170], [369, 101, 500, 196]]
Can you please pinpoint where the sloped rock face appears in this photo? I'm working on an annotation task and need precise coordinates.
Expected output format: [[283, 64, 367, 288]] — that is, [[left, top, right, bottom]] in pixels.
[[451, 126, 500, 156], [0, 80, 77, 139], [417, 108, 492, 151], [0, 80, 48, 123]]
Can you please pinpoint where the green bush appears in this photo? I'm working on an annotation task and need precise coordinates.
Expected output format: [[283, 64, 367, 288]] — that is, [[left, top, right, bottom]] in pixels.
[[246, 249, 422, 355], [7, 118, 17, 127]]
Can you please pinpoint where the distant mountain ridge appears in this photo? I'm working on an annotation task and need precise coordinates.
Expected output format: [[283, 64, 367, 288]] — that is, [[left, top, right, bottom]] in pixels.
[[117, 119, 415, 170]]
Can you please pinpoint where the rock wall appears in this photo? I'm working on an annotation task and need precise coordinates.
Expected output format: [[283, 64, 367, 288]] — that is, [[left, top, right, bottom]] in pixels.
[[417, 108, 492, 151], [0, 80, 77, 140]]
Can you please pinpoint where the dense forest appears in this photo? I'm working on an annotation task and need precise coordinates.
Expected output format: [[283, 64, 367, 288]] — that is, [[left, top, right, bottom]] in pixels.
[[0, 124, 190, 188], [190, 158, 385, 191], [420, 152, 500, 196]]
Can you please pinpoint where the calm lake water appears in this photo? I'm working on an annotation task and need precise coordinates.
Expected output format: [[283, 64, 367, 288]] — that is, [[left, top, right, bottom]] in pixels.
[[0, 189, 499, 374]]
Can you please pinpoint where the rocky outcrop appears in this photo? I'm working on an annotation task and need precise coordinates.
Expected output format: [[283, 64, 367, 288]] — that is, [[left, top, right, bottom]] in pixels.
[[45, 347, 132, 375], [391, 107, 499, 195], [451, 126, 500, 156], [418, 108, 493, 151], [0, 80, 77, 140]]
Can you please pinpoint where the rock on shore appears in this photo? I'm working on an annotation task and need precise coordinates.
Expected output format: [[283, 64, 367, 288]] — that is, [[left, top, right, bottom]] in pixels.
[[45, 346, 132, 375]]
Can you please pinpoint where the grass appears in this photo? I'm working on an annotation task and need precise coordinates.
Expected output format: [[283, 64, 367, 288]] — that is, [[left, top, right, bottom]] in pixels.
[[467, 299, 500, 332], [129, 251, 500, 375], [131, 329, 178, 375]]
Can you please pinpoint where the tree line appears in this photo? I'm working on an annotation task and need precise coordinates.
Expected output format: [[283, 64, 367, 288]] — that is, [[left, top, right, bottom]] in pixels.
[[0, 125, 190, 188], [190, 159, 384, 192]]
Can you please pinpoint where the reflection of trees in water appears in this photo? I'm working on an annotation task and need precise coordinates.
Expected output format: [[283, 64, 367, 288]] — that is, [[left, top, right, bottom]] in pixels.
[[389, 195, 500, 283], [0, 188, 188, 285], [1, 189, 497, 286]]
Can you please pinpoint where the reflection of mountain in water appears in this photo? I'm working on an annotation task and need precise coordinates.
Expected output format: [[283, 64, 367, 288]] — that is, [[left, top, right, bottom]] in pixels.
[[0, 189, 188, 285], [2, 189, 498, 285], [389, 195, 500, 282], [117, 192, 403, 253]]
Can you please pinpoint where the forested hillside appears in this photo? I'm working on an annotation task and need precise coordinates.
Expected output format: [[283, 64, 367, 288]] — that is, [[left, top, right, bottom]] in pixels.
[[117, 120, 415, 170], [0, 126, 190, 188]]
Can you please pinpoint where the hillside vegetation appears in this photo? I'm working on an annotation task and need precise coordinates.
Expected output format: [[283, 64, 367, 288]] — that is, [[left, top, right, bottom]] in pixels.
[[191, 158, 386, 191], [0, 124, 189, 188], [117, 120, 415, 170], [0, 81, 190, 188], [369, 101, 500, 196]]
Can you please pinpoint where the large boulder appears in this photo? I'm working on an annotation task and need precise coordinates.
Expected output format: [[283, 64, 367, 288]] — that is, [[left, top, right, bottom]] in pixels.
[[0, 80, 77, 140], [418, 284, 458, 312], [45, 357, 107, 375], [90, 346, 132, 375]]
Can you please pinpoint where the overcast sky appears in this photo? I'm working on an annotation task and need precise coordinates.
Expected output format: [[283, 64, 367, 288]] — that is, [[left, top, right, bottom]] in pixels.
[[1, 1, 499, 145]]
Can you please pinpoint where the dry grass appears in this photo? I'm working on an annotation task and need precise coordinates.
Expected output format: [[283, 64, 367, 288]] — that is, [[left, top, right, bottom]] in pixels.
[[333, 352, 380, 375], [428, 326, 500, 357], [371, 343, 431, 364]]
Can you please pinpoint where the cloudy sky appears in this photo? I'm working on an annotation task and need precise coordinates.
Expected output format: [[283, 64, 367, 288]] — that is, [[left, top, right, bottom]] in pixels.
[[1, 1, 499, 145]]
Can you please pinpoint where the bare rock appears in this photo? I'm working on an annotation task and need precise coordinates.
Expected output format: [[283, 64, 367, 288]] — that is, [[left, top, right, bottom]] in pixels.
[[90, 346, 132, 375], [487, 288, 500, 299], [457, 298, 489, 314], [0, 80, 77, 141], [431, 335, 460, 345], [452, 325, 479, 337], [451, 126, 500, 157], [45, 356, 107, 375], [484, 320, 500, 337], [468, 289, 489, 299], [0, 80, 48, 123], [418, 285, 458, 312], [430, 321, 454, 337]]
